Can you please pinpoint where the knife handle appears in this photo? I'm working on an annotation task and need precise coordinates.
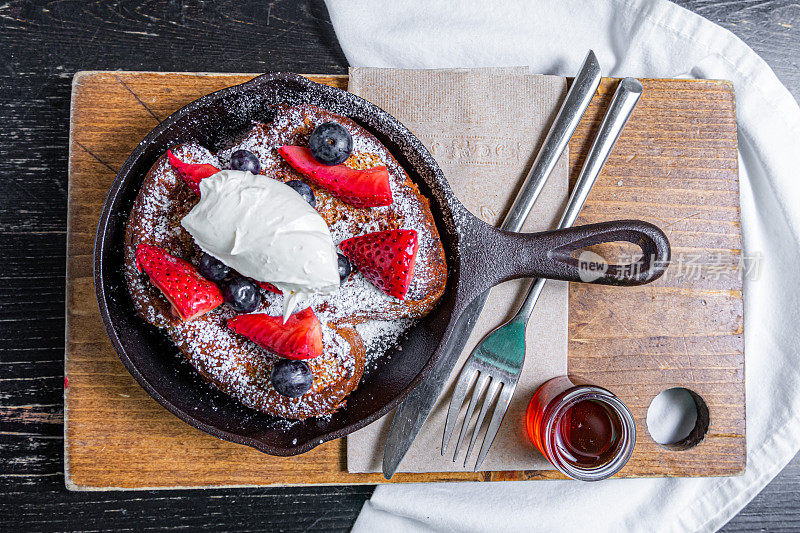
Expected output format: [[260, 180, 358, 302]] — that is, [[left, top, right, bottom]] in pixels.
[[500, 50, 601, 232]]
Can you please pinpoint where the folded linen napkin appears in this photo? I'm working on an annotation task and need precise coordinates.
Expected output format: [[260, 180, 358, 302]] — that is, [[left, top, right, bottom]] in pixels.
[[323, 0, 800, 531]]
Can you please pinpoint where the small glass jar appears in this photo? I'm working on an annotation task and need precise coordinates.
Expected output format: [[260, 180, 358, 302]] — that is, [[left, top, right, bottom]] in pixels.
[[526, 376, 636, 481]]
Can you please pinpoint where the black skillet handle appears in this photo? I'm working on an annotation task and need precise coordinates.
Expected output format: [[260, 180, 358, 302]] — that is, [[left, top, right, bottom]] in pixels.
[[484, 219, 671, 287]]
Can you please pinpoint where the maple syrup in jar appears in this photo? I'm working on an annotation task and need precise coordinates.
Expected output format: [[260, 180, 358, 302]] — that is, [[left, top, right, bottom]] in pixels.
[[526, 376, 635, 481]]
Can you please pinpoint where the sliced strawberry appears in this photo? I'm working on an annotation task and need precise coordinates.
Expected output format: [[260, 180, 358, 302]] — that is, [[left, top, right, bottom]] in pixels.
[[167, 149, 220, 195], [339, 229, 418, 299], [135, 243, 223, 321], [255, 281, 282, 294], [227, 307, 324, 360], [278, 145, 392, 208]]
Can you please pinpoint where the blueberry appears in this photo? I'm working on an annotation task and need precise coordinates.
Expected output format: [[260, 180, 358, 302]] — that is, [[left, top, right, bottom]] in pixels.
[[337, 253, 351, 282], [285, 180, 316, 208], [223, 276, 261, 312], [198, 252, 230, 282], [230, 149, 261, 174], [270, 359, 313, 398], [309, 122, 352, 165]]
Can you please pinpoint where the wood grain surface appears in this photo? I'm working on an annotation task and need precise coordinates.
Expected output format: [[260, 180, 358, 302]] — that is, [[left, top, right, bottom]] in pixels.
[[65, 71, 743, 489], [2, 0, 797, 530]]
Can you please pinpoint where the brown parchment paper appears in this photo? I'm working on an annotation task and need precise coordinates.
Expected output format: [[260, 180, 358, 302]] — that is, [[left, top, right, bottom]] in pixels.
[[346, 67, 569, 473]]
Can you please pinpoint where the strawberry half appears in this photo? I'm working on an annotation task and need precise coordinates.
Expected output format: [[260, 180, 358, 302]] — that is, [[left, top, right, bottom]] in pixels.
[[135, 243, 223, 321], [278, 145, 392, 208], [227, 307, 324, 360], [167, 149, 220, 195], [255, 281, 282, 294], [339, 229, 418, 299]]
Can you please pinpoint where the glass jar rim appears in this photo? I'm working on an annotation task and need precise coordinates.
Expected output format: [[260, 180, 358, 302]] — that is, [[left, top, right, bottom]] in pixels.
[[542, 385, 636, 481]]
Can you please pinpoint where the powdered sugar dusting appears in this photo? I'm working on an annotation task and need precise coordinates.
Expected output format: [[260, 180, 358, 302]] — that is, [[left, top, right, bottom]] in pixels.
[[124, 144, 219, 327], [356, 318, 415, 373], [125, 103, 447, 420], [171, 300, 356, 416]]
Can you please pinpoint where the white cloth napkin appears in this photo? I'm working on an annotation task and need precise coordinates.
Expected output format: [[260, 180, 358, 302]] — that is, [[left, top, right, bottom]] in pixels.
[[324, 0, 800, 531]]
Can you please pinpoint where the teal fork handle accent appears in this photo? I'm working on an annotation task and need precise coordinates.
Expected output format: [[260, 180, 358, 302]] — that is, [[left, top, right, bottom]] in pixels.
[[473, 320, 528, 372]]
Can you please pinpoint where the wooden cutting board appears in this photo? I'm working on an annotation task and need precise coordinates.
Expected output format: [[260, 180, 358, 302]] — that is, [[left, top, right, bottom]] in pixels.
[[65, 71, 743, 489]]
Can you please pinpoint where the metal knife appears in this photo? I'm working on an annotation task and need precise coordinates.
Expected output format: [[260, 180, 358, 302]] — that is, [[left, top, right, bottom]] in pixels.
[[382, 50, 603, 479]]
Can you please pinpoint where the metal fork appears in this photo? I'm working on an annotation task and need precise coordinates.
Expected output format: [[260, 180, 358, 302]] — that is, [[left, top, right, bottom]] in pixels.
[[442, 77, 644, 471]]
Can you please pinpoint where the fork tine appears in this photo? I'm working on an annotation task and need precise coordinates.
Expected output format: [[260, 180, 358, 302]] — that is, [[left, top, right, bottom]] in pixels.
[[441, 365, 477, 454], [452, 372, 490, 461], [473, 383, 515, 472], [464, 377, 500, 467]]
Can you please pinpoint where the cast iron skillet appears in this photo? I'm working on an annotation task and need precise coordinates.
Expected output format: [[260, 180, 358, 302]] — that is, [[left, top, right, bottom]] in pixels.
[[94, 73, 670, 456]]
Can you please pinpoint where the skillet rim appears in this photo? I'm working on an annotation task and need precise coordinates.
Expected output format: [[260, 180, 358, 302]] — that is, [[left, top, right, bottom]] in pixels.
[[93, 72, 461, 456]]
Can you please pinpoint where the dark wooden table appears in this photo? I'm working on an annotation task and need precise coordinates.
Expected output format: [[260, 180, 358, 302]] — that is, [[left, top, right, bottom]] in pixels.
[[1, 1, 797, 530]]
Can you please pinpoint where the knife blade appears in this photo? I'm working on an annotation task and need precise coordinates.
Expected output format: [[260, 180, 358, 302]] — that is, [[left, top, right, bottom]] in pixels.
[[382, 50, 603, 479]]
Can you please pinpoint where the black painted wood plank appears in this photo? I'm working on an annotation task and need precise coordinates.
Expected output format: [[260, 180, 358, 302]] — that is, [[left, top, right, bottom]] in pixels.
[[0, 0, 799, 530], [676, 0, 800, 102]]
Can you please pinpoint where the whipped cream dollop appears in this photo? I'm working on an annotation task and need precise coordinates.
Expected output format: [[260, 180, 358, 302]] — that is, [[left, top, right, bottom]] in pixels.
[[181, 170, 339, 321]]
